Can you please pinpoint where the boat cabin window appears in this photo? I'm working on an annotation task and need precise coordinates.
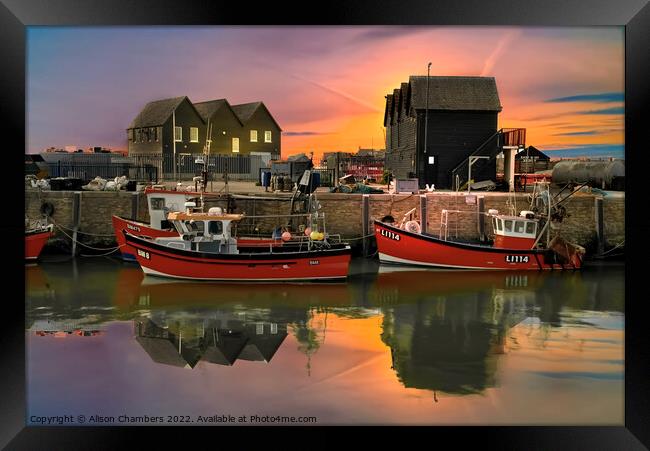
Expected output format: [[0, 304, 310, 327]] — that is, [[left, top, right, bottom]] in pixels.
[[526, 222, 536, 235], [150, 198, 165, 210], [504, 220, 513, 232], [514, 221, 525, 234], [494, 218, 502, 231], [185, 221, 204, 233], [208, 221, 223, 235]]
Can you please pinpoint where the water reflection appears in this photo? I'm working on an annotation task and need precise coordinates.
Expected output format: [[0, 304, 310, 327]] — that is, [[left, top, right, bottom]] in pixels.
[[26, 260, 624, 406], [134, 313, 288, 368]]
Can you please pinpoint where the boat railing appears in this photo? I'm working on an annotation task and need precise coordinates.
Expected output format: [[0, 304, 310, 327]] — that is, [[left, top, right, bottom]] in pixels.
[[439, 209, 501, 241], [231, 212, 342, 250]]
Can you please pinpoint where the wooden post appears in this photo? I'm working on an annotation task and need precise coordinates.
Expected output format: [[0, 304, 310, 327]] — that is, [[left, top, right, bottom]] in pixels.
[[362, 194, 370, 256], [71, 191, 81, 256], [478, 196, 485, 241], [595, 197, 605, 255], [419, 194, 427, 234]]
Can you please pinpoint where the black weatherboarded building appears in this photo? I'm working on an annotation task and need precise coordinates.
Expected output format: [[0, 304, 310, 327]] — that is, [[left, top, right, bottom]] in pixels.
[[384, 76, 503, 189]]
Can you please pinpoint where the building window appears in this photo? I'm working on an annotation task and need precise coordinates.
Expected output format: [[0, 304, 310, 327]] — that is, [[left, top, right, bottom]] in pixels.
[[250, 130, 258, 142], [153, 127, 158, 142], [190, 127, 199, 143], [256, 323, 264, 335], [174, 126, 182, 142], [264, 131, 272, 143], [232, 137, 240, 153], [270, 323, 278, 334]]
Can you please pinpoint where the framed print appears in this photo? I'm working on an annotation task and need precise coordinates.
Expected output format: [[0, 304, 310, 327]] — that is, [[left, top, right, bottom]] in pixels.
[[4, 0, 650, 448]]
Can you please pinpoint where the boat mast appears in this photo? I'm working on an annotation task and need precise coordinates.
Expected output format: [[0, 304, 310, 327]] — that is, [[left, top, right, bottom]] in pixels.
[[200, 119, 213, 210]]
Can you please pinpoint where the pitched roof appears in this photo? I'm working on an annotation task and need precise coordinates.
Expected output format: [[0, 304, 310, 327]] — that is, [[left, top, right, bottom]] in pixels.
[[515, 145, 550, 160], [407, 76, 502, 112], [128, 96, 187, 129], [193, 99, 243, 125], [231, 102, 282, 131]]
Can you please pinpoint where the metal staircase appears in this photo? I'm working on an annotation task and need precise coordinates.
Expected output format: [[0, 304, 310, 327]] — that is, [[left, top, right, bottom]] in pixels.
[[451, 128, 526, 191]]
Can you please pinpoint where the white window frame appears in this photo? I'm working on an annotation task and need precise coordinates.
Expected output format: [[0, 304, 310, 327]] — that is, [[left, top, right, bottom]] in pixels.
[[174, 126, 182, 142], [232, 137, 240, 153], [250, 130, 258, 142], [264, 130, 272, 143], [190, 127, 199, 143]]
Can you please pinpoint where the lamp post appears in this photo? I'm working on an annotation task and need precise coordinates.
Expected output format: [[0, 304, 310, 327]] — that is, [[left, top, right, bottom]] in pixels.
[[424, 62, 431, 156], [423, 62, 431, 185]]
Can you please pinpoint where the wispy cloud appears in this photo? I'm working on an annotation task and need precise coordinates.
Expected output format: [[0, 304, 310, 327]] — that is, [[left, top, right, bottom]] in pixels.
[[553, 130, 600, 136], [480, 30, 522, 76], [582, 107, 624, 115], [284, 131, 332, 136], [519, 106, 624, 122], [545, 92, 624, 103], [539, 143, 625, 158]]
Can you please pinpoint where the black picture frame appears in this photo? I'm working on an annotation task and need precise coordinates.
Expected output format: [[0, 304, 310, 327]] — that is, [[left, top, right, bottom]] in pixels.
[[5, 0, 649, 448]]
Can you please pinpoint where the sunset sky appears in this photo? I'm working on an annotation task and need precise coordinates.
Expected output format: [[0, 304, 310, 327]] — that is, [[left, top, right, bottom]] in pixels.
[[27, 26, 624, 159]]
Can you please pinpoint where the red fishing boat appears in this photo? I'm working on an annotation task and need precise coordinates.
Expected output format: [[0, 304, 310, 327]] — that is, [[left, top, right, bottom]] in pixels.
[[375, 183, 584, 271], [25, 223, 53, 261], [126, 209, 351, 281], [112, 187, 280, 261]]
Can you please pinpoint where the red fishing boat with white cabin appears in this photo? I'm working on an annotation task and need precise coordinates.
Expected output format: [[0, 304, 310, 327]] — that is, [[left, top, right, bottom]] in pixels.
[[112, 186, 280, 261], [126, 207, 351, 281], [375, 183, 584, 270]]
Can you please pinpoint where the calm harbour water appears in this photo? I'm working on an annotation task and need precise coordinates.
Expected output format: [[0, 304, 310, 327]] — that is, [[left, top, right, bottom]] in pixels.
[[26, 257, 624, 425]]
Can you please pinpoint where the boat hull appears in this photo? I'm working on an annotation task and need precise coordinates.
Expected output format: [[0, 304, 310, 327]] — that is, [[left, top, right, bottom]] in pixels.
[[112, 215, 282, 261], [112, 216, 179, 261], [25, 229, 52, 261], [374, 221, 581, 270], [125, 232, 351, 281]]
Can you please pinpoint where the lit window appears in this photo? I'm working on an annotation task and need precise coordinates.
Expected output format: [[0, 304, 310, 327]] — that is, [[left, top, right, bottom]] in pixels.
[[250, 130, 258, 142], [264, 131, 272, 143], [174, 126, 182, 142], [270, 323, 278, 334], [190, 127, 199, 143], [256, 323, 264, 335], [232, 137, 240, 153]]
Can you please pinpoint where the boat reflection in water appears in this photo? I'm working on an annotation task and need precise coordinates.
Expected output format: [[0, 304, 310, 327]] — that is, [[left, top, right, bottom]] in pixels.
[[27, 259, 623, 418]]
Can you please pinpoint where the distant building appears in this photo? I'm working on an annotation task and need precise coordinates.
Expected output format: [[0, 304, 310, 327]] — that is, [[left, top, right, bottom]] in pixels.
[[514, 146, 551, 173], [322, 148, 385, 181], [384, 76, 504, 189], [127, 96, 282, 176]]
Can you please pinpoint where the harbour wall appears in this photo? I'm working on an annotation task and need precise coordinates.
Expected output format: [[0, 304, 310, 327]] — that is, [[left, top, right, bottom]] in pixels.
[[25, 189, 625, 255]]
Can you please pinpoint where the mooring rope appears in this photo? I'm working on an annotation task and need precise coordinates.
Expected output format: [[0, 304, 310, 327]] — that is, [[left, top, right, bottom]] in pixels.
[[51, 222, 123, 252], [48, 217, 117, 237]]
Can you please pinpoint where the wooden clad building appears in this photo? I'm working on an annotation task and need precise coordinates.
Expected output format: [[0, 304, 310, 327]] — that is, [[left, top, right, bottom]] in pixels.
[[384, 76, 502, 189], [127, 96, 282, 175]]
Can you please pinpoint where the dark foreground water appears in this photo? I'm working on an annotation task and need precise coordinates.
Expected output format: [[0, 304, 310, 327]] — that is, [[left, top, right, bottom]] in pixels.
[[26, 257, 624, 425]]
